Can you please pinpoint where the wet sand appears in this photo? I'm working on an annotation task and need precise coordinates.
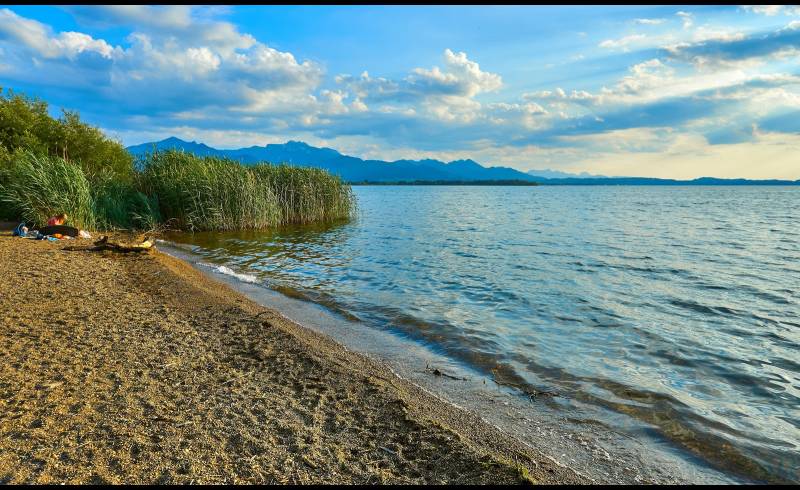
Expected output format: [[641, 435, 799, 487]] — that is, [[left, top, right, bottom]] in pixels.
[[0, 232, 589, 484]]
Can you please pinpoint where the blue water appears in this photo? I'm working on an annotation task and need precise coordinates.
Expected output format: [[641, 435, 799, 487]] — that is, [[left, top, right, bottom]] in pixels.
[[167, 186, 800, 483]]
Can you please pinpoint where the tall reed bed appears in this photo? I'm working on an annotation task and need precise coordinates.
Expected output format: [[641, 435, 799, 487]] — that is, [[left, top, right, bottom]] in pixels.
[[139, 150, 355, 231], [139, 151, 281, 231], [0, 149, 356, 231]]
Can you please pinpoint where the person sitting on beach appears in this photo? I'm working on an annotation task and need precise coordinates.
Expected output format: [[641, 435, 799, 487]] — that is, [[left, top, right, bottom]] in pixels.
[[47, 213, 67, 226]]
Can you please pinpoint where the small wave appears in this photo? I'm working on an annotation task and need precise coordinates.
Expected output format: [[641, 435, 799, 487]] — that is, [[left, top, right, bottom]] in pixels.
[[199, 262, 260, 284]]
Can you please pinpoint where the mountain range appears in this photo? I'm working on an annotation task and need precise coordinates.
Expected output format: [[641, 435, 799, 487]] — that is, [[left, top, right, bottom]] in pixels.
[[127, 137, 800, 185]]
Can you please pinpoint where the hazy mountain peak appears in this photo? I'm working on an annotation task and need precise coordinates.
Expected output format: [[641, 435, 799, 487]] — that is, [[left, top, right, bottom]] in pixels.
[[127, 138, 537, 183], [126, 138, 799, 185], [447, 159, 482, 168]]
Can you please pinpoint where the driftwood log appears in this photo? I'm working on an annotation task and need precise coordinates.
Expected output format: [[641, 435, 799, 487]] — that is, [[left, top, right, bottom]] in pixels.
[[63, 235, 155, 253]]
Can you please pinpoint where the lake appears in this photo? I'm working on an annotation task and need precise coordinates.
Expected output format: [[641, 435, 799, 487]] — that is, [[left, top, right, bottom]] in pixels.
[[164, 185, 799, 483]]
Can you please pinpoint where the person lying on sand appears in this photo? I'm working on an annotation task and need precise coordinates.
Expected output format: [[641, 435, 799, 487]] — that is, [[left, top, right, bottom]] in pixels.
[[42, 213, 91, 239], [47, 213, 68, 226], [12, 213, 91, 241]]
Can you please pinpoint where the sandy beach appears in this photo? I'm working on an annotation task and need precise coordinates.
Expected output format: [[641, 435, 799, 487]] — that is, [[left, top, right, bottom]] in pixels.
[[0, 231, 588, 484]]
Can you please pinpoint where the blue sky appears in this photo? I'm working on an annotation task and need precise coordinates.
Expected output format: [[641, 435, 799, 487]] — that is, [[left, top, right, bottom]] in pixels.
[[1, 5, 799, 178]]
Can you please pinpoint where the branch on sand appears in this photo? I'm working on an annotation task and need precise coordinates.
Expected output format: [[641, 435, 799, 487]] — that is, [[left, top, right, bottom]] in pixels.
[[62, 235, 155, 253]]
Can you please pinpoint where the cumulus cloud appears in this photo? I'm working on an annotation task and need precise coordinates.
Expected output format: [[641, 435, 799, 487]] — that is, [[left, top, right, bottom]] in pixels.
[[67, 5, 252, 52], [411, 49, 502, 97], [523, 59, 680, 109], [0, 7, 323, 118], [337, 49, 502, 101], [0, 9, 117, 59], [336, 49, 502, 122]]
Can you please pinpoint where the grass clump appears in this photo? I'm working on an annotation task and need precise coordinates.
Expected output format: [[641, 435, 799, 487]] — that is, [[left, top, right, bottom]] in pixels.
[[91, 172, 161, 231]]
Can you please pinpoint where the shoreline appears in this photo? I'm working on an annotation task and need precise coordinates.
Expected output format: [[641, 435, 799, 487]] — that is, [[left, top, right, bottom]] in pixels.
[[0, 232, 589, 484], [161, 239, 743, 486]]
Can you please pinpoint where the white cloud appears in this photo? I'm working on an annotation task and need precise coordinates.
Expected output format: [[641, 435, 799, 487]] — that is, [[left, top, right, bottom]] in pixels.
[[782, 19, 800, 30], [635, 18, 665, 25], [740, 5, 800, 16], [525, 59, 680, 109], [741, 5, 783, 16], [522, 87, 596, 106], [677, 11, 694, 29], [522, 50, 800, 122], [558, 127, 675, 153], [84, 5, 193, 29], [665, 23, 798, 71], [0, 8, 323, 116], [185, 47, 221, 73], [0, 8, 117, 59], [595, 19, 746, 57], [336, 49, 502, 122], [484, 102, 548, 129], [68, 6, 257, 56], [599, 34, 646, 50], [340, 49, 501, 101]]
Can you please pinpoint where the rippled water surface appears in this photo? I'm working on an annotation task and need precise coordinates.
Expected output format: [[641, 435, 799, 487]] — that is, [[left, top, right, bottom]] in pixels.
[[167, 186, 799, 483]]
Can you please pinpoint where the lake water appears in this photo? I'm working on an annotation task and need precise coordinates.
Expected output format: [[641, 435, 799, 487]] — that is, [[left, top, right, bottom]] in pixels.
[[165, 186, 799, 483]]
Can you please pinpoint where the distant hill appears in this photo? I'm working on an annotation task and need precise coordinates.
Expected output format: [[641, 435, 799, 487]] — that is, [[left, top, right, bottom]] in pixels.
[[127, 137, 538, 183], [127, 137, 800, 185]]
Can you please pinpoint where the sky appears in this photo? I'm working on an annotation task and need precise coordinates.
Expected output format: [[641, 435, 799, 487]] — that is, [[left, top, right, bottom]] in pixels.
[[1, 5, 799, 179]]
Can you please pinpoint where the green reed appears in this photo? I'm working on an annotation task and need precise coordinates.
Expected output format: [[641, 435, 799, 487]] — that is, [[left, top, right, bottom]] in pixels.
[[0, 148, 355, 232], [140, 150, 355, 231], [250, 163, 356, 225], [0, 150, 96, 229], [0, 150, 161, 230]]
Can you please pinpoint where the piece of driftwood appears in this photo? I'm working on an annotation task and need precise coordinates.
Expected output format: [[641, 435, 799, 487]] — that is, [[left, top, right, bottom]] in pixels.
[[423, 363, 467, 380], [63, 235, 155, 253]]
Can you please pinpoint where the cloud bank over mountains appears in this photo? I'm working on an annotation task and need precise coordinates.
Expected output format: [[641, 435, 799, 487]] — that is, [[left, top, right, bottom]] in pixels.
[[1, 5, 799, 179]]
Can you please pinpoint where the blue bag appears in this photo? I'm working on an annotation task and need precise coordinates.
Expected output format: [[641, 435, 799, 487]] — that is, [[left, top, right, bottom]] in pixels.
[[12, 223, 27, 237]]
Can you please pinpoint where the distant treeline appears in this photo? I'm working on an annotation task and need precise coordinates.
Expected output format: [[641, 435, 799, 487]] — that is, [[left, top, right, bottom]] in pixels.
[[0, 89, 355, 231], [351, 177, 800, 186], [527, 177, 800, 186], [352, 179, 539, 186]]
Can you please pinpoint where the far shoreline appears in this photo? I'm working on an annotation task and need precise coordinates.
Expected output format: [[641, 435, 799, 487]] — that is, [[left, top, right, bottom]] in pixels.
[[349, 180, 800, 186]]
